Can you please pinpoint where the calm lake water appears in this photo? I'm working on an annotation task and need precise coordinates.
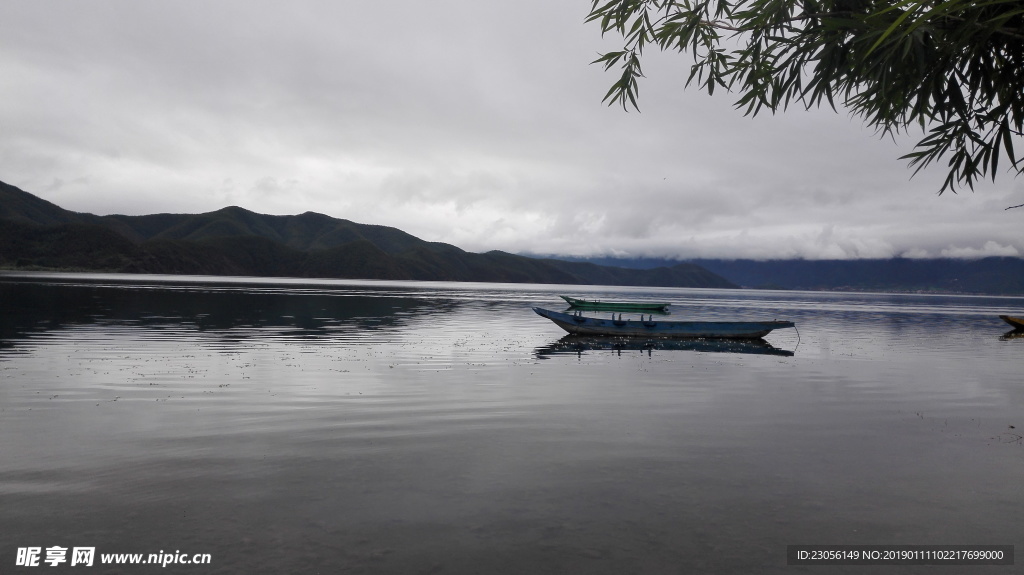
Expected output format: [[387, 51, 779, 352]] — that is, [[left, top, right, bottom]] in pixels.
[[2, 272, 1022, 574]]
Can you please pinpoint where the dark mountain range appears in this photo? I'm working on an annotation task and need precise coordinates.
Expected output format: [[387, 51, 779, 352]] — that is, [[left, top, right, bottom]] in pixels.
[[691, 258, 1024, 294], [556, 256, 1024, 295], [0, 181, 734, 288]]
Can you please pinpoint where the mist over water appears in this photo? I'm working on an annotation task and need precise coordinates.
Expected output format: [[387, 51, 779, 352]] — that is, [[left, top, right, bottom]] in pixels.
[[2, 273, 1022, 573]]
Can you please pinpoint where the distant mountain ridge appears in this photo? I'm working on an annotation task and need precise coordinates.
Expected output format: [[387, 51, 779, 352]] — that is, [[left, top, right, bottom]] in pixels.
[[0, 180, 735, 288], [556, 256, 1024, 295], [691, 258, 1024, 294]]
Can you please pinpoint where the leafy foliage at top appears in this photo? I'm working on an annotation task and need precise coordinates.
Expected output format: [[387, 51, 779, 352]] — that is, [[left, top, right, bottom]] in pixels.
[[587, 0, 1024, 194]]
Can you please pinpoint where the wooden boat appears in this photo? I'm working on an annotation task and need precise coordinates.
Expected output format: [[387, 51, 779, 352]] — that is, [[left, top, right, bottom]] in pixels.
[[559, 295, 670, 312], [534, 307, 794, 339], [1000, 315, 1024, 330]]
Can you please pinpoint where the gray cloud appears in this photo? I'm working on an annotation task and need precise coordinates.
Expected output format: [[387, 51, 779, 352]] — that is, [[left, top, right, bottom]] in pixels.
[[2, 1, 1020, 260]]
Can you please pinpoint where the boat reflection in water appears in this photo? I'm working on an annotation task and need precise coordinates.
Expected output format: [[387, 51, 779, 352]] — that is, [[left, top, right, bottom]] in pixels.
[[535, 334, 795, 359]]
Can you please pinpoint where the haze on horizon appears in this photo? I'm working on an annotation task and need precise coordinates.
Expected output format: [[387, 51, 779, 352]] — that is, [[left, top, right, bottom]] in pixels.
[[2, 1, 1022, 262]]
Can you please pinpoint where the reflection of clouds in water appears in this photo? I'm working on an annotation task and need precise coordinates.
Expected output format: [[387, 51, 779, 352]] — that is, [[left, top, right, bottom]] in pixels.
[[2, 276, 1023, 573]]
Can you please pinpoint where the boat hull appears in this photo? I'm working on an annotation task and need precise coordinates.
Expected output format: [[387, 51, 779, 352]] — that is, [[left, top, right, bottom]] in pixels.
[[1000, 315, 1024, 330], [559, 295, 669, 312], [534, 308, 794, 339]]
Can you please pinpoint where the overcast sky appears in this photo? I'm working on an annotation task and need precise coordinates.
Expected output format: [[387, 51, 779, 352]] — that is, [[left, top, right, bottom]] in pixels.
[[2, 1, 1022, 261]]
